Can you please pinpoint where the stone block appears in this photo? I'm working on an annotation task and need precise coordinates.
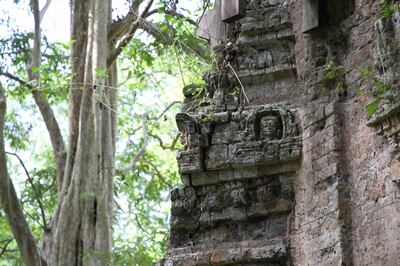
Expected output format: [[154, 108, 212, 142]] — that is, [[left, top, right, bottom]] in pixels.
[[177, 148, 203, 174], [233, 167, 258, 180], [180, 175, 192, 186], [191, 171, 219, 186], [221, 0, 246, 23], [230, 207, 247, 221], [206, 145, 229, 170], [218, 169, 235, 182]]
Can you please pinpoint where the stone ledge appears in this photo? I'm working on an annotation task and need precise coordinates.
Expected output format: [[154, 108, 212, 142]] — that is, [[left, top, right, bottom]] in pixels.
[[155, 240, 287, 266], [186, 161, 299, 186]]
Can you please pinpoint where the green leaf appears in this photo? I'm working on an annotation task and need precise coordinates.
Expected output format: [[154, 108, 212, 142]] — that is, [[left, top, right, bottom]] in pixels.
[[367, 99, 380, 116], [326, 71, 335, 79], [361, 66, 373, 75], [322, 65, 331, 71], [31, 66, 40, 73], [95, 68, 109, 79], [336, 82, 345, 94]]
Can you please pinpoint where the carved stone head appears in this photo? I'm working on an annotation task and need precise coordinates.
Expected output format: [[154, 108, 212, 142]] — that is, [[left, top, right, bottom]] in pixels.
[[260, 115, 282, 140]]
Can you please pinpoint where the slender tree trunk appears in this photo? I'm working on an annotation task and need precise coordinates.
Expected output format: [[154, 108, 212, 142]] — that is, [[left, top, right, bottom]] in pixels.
[[0, 84, 42, 266]]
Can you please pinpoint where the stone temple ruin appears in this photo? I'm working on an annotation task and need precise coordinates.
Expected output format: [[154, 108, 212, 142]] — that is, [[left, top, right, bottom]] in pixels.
[[157, 0, 400, 265]]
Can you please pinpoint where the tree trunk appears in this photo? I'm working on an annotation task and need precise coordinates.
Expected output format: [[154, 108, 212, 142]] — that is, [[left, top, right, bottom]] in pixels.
[[0, 0, 165, 263], [40, 0, 115, 265]]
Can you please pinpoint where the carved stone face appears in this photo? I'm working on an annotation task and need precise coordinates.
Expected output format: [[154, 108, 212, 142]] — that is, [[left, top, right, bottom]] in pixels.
[[260, 115, 281, 140]]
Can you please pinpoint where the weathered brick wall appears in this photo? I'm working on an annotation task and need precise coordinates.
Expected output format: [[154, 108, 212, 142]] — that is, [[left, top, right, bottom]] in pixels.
[[157, 0, 400, 265], [342, 1, 400, 265], [290, 0, 400, 265]]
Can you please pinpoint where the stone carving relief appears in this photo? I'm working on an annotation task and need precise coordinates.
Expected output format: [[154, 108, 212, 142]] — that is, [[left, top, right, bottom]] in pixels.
[[176, 104, 301, 185], [257, 112, 283, 140], [169, 176, 293, 233]]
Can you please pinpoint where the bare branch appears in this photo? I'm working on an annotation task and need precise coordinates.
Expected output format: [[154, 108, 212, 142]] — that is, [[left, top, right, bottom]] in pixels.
[[0, 49, 69, 60], [39, 0, 52, 23], [130, 101, 182, 135], [134, 214, 152, 235], [26, 0, 67, 190], [107, 0, 155, 68], [0, 83, 42, 265], [138, 20, 169, 43], [158, 100, 182, 119], [147, 160, 173, 190], [0, 238, 13, 257], [137, 20, 209, 60], [117, 114, 149, 174], [0, 72, 33, 88], [146, 8, 196, 25], [114, 199, 126, 214], [108, 0, 144, 41], [149, 132, 180, 151], [6, 151, 47, 229], [170, 133, 179, 151]]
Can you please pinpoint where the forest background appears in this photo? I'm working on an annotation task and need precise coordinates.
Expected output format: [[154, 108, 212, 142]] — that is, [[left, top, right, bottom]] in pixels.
[[0, 0, 211, 265]]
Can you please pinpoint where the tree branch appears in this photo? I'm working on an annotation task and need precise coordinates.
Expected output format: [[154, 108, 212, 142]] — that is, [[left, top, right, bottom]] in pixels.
[[116, 114, 149, 174], [158, 100, 182, 118], [137, 20, 209, 60], [0, 72, 33, 88], [27, 0, 67, 191], [0, 70, 67, 191], [0, 83, 42, 265], [107, 0, 155, 68], [39, 0, 52, 23], [149, 132, 179, 151], [108, 0, 144, 42], [146, 8, 196, 25], [0, 238, 13, 257], [6, 151, 47, 229], [129, 101, 182, 135], [147, 160, 173, 190], [31, 91, 67, 189], [0, 49, 68, 60]]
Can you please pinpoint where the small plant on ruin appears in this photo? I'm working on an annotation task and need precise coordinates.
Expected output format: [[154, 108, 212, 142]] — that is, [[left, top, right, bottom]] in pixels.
[[228, 87, 240, 97], [354, 0, 398, 116], [379, 0, 397, 20], [322, 59, 345, 94], [358, 66, 395, 116]]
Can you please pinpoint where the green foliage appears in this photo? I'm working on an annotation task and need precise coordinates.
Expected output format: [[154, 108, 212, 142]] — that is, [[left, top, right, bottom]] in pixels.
[[379, 0, 397, 19], [4, 111, 32, 151], [359, 1, 398, 117], [322, 59, 346, 93], [358, 66, 395, 116], [0, 32, 71, 104], [0, 1, 210, 265]]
